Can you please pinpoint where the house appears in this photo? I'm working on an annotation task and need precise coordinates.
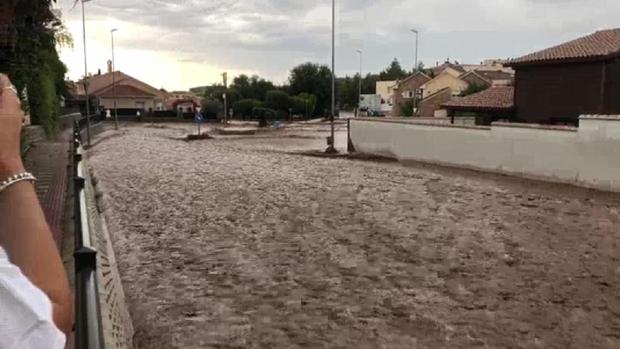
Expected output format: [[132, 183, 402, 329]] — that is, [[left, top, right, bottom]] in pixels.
[[474, 70, 514, 86], [442, 86, 515, 125], [76, 62, 167, 115], [456, 70, 492, 90], [418, 70, 470, 99], [375, 81, 397, 114], [506, 28, 620, 124], [431, 62, 466, 77], [418, 87, 453, 118], [390, 72, 432, 115]]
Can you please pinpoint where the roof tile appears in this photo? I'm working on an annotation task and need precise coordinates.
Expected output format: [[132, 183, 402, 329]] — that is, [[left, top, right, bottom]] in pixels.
[[509, 29, 620, 65], [442, 86, 514, 110]]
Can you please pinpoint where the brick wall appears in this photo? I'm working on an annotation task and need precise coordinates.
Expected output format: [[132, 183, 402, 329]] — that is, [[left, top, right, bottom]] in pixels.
[[418, 88, 453, 118]]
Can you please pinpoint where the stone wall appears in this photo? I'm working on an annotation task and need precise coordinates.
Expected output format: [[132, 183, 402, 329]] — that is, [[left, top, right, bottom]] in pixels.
[[350, 115, 620, 192]]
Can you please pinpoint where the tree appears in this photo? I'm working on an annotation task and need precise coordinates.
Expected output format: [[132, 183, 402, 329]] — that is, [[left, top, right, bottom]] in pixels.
[[233, 99, 262, 119], [229, 75, 276, 101], [289, 63, 332, 117], [297, 93, 316, 119], [0, 0, 69, 135], [379, 58, 408, 81], [461, 83, 489, 97], [202, 98, 222, 119], [336, 75, 358, 110], [265, 90, 289, 113]]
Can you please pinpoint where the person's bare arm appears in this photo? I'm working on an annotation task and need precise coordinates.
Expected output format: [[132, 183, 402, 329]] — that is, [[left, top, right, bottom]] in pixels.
[[0, 74, 73, 334]]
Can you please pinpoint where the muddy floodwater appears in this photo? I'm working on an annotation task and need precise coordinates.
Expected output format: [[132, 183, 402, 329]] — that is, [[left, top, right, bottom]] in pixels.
[[88, 122, 620, 349]]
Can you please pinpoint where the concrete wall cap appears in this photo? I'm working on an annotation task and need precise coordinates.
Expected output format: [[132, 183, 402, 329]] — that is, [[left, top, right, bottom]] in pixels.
[[579, 114, 620, 121], [491, 122, 578, 132]]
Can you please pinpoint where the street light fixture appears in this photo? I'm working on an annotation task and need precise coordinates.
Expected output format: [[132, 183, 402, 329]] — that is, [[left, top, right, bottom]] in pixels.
[[111, 28, 119, 130], [356, 49, 362, 118], [326, 0, 337, 153]]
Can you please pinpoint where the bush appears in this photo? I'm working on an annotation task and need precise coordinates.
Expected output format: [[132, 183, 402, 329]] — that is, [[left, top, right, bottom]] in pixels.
[[28, 71, 59, 136], [400, 99, 415, 117], [297, 93, 316, 118], [233, 99, 263, 118], [461, 83, 489, 97], [252, 107, 278, 127], [202, 98, 223, 119], [265, 90, 290, 112]]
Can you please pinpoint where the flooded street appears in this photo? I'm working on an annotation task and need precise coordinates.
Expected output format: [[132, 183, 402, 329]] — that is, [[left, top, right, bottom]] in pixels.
[[88, 123, 620, 349]]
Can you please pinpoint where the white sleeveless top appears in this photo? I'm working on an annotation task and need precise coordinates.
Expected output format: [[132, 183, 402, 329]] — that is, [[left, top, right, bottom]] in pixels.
[[0, 247, 65, 349]]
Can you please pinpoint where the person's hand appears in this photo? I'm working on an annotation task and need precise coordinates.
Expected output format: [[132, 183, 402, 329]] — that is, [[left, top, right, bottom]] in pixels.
[[0, 74, 25, 179]]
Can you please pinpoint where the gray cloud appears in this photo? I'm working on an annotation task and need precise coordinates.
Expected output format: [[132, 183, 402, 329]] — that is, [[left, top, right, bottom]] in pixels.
[[59, 0, 620, 82]]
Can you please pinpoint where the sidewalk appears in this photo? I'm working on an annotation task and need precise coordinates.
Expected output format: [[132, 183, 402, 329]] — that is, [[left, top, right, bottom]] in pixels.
[[22, 130, 71, 249]]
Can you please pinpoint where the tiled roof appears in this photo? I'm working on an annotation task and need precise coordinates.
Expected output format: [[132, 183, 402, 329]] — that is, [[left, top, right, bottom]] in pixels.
[[442, 86, 514, 110], [99, 85, 156, 98], [77, 71, 164, 98], [394, 72, 431, 90], [508, 29, 620, 66], [474, 70, 513, 81], [433, 63, 466, 76]]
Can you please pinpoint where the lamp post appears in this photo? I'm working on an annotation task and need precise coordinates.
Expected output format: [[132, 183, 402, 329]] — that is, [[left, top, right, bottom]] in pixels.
[[81, 0, 91, 147], [326, 0, 337, 153], [411, 29, 419, 115], [356, 49, 362, 118], [411, 29, 419, 72], [111, 28, 119, 130]]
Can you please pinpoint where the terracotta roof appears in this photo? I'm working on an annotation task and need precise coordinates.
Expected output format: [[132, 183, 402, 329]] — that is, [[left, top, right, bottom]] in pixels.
[[442, 86, 514, 111], [393, 72, 431, 90], [508, 29, 620, 66], [394, 72, 432, 88], [474, 70, 513, 81], [78, 71, 164, 98], [433, 63, 466, 76], [99, 85, 156, 98]]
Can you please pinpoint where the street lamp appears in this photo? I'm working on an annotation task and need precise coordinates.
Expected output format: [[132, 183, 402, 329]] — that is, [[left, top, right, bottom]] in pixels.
[[411, 29, 419, 72], [356, 49, 362, 118], [81, 0, 92, 147], [411, 29, 419, 116], [111, 28, 119, 130], [326, 0, 337, 153]]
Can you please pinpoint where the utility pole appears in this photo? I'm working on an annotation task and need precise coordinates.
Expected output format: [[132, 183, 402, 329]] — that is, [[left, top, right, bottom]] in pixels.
[[222, 72, 228, 125], [111, 28, 119, 130], [326, 0, 337, 153], [81, 0, 91, 146], [356, 49, 362, 118]]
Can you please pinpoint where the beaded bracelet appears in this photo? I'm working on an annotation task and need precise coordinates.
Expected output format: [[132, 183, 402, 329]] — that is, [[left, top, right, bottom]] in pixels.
[[0, 172, 37, 194]]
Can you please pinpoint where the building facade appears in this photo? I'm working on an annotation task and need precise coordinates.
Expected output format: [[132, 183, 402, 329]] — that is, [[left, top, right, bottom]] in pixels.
[[507, 28, 620, 125], [391, 72, 431, 116]]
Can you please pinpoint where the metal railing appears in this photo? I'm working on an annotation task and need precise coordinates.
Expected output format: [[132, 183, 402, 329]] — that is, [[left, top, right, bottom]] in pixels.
[[72, 121, 105, 349]]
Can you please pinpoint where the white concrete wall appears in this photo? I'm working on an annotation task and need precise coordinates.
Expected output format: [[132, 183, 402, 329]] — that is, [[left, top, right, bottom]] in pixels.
[[350, 115, 620, 192]]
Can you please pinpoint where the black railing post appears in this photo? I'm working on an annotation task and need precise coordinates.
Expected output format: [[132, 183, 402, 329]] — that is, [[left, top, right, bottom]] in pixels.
[[347, 118, 356, 153], [71, 131, 105, 349]]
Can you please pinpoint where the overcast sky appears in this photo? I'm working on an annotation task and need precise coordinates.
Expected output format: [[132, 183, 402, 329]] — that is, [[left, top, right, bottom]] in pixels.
[[57, 0, 619, 91]]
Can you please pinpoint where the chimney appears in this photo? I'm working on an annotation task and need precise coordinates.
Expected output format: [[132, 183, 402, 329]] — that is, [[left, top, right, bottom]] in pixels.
[[97, 69, 101, 76], [107, 60, 113, 73]]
